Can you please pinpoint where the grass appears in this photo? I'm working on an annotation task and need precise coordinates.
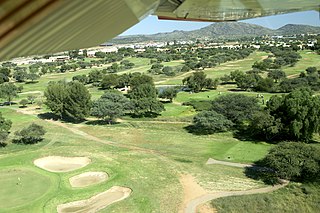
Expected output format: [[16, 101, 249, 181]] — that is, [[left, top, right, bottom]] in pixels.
[[283, 50, 320, 76], [157, 51, 269, 85], [211, 182, 320, 213], [0, 107, 270, 212], [0, 168, 53, 209], [1, 50, 319, 212]]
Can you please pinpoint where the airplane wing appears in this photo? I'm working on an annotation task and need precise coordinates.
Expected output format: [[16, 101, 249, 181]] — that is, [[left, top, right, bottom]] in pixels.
[[1, 0, 319, 61]]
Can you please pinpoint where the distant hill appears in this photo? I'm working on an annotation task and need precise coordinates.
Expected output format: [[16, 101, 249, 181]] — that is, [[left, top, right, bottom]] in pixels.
[[111, 23, 320, 43], [276, 24, 320, 35]]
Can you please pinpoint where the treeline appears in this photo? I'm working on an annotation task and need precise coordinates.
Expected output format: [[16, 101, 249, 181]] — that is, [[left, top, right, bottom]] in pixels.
[[146, 47, 254, 76], [190, 88, 320, 183], [45, 73, 165, 122]]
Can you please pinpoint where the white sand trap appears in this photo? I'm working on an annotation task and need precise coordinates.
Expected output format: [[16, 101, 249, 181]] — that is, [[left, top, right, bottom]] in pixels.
[[34, 156, 91, 172], [57, 186, 132, 213], [69, 172, 108, 188]]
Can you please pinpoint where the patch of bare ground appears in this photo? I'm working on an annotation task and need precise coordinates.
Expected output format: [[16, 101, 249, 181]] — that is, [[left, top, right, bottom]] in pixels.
[[179, 174, 207, 213], [57, 186, 131, 213], [69, 172, 108, 188], [185, 182, 289, 213], [34, 156, 91, 172], [197, 203, 217, 213]]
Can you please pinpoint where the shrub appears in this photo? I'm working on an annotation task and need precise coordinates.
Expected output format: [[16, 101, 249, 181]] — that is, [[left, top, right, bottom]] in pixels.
[[14, 123, 46, 144]]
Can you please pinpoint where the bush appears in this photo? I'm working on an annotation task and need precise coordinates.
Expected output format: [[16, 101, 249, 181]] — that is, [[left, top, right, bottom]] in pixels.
[[262, 142, 320, 182], [14, 123, 46, 144], [192, 111, 233, 134]]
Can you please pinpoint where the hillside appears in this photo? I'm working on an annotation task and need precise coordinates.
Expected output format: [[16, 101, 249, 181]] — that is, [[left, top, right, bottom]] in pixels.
[[112, 22, 320, 43]]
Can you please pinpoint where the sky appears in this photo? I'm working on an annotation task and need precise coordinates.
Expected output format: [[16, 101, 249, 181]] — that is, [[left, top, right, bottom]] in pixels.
[[121, 10, 320, 36]]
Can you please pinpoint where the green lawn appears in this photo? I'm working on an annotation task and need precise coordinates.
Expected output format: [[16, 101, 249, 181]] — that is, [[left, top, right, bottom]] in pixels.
[[1, 49, 319, 213], [283, 50, 320, 76], [211, 182, 320, 213]]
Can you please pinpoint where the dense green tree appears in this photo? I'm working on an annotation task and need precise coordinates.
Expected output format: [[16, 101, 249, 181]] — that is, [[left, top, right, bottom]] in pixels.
[[193, 111, 233, 134], [128, 83, 164, 116], [0, 112, 12, 146], [13, 69, 27, 82], [0, 83, 18, 105], [72, 74, 88, 84], [249, 110, 283, 141], [14, 123, 46, 144], [267, 88, 320, 142], [19, 99, 29, 107], [26, 72, 40, 82], [255, 77, 275, 92], [0, 73, 9, 84], [0, 67, 11, 78], [44, 81, 68, 118], [88, 69, 103, 83], [64, 81, 92, 120], [91, 91, 130, 123], [129, 74, 153, 88], [235, 74, 257, 90], [262, 142, 320, 181], [158, 87, 179, 102], [100, 74, 118, 89], [183, 71, 212, 92], [306, 67, 317, 75], [267, 70, 286, 82], [211, 94, 260, 124]]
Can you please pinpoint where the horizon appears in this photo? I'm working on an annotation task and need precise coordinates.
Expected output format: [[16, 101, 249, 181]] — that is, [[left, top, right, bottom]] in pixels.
[[121, 10, 320, 36]]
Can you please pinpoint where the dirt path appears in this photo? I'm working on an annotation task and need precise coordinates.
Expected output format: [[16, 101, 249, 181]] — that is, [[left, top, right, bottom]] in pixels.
[[184, 182, 289, 213], [183, 158, 288, 213], [179, 174, 208, 213]]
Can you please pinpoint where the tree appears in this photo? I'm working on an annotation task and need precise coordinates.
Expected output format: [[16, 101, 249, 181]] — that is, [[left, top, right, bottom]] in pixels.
[[158, 87, 179, 102], [182, 71, 212, 92], [88, 69, 103, 83], [306, 67, 317, 75], [267, 70, 286, 83], [91, 91, 130, 123], [262, 142, 320, 181], [0, 112, 12, 146], [44, 81, 68, 118], [26, 72, 40, 82], [267, 88, 320, 142], [192, 111, 233, 134], [234, 74, 257, 90], [129, 73, 153, 88], [13, 69, 27, 82], [0, 83, 18, 105], [128, 83, 164, 116], [100, 74, 118, 89], [211, 94, 260, 124], [14, 123, 46, 144], [64, 81, 92, 120], [19, 99, 29, 107], [72, 75, 88, 84], [249, 110, 283, 141], [27, 95, 36, 104]]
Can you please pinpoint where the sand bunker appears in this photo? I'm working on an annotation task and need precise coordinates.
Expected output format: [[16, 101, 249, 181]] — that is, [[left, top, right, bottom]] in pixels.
[[34, 156, 91, 173], [69, 172, 108, 188], [57, 186, 132, 213]]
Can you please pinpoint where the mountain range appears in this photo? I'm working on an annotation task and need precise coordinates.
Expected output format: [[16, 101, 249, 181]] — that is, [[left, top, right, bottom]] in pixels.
[[111, 23, 320, 43]]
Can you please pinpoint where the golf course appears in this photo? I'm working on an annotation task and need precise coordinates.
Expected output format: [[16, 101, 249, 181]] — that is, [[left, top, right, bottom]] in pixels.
[[0, 49, 319, 213]]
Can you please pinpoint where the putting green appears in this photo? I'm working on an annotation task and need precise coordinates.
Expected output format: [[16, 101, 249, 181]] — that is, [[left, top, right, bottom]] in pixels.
[[0, 168, 52, 209]]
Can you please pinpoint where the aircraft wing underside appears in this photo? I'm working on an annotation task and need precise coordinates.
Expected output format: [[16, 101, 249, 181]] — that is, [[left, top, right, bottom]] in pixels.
[[0, 0, 319, 60]]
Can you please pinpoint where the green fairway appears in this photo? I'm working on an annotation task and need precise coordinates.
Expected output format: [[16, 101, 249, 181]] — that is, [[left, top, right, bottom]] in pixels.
[[0, 168, 52, 209], [1, 48, 319, 213], [283, 50, 320, 76]]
